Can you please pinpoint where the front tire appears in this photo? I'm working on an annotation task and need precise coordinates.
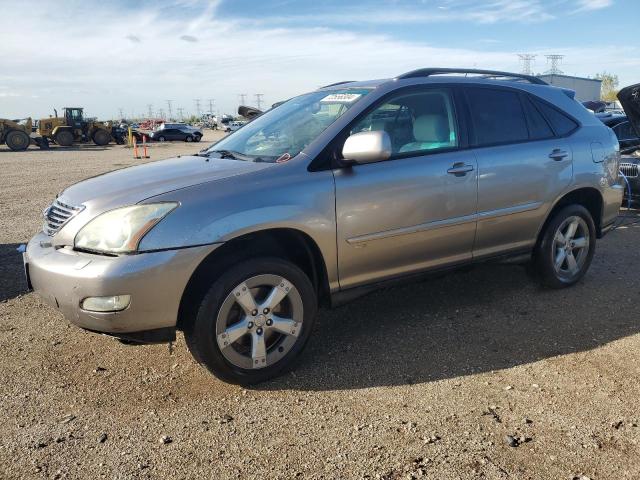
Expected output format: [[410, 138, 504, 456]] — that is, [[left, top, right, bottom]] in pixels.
[[55, 130, 74, 147], [185, 135, 193, 142], [532, 204, 596, 288], [184, 257, 317, 384], [93, 129, 111, 146]]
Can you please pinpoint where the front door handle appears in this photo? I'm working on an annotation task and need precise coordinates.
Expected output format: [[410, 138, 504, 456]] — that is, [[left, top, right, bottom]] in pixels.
[[447, 163, 474, 176], [549, 148, 569, 160]]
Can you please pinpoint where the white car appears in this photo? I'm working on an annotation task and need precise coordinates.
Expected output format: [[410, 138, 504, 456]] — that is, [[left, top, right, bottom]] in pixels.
[[225, 121, 245, 133]]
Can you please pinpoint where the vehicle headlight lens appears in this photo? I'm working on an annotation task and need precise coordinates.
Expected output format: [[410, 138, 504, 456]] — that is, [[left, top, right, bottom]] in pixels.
[[75, 203, 178, 253]]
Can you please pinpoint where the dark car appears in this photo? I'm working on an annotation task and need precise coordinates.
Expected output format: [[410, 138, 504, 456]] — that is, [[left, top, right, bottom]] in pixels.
[[149, 125, 202, 143], [597, 112, 640, 153], [616, 83, 640, 207]]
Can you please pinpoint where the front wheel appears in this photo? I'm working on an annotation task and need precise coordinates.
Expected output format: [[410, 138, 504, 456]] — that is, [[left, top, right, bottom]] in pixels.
[[184, 257, 317, 384], [5, 130, 30, 151], [156, 135, 165, 142], [532, 204, 596, 288], [185, 135, 193, 142], [93, 129, 111, 146]]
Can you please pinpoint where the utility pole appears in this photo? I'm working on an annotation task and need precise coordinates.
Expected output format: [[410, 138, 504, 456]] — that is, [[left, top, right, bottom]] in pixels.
[[207, 98, 215, 114], [165, 100, 173, 120], [147, 104, 153, 118], [255, 93, 264, 110], [545, 54, 564, 75], [238, 93, 247, 107], [517, 54, 536, 75], [177, 107, 184, 121], [194, 99, 201, 118]]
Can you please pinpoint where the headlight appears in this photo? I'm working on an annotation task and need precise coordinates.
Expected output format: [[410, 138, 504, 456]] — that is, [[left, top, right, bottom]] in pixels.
[[75, 203, 178, 254]]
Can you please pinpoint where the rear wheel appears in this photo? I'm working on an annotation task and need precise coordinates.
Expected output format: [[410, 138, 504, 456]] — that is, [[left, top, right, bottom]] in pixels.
[[5, 130, 30, 151], [157, 135, 166, 142], [194, 135, 202, 142], [93, 129, 111, 146], [185, 135, 194, 142], [184, 257, 317, 384], [55, 130, 74, 147], [532, 204, 596, 288]]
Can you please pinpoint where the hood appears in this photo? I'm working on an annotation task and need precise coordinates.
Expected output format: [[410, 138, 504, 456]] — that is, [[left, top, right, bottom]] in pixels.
[[618, 83, 640, 139], [60, 155, 273, 209]]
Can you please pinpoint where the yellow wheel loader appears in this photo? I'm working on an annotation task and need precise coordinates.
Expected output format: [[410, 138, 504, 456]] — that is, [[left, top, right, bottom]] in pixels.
[[38, 107, 112, 146]]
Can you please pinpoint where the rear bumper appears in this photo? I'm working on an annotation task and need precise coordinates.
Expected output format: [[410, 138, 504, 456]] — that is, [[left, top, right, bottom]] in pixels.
[[25, 232, 219, 338]]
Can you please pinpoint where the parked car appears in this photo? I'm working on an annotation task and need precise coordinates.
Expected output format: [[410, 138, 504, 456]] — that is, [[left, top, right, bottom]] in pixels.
[[225, 121, 245, 133], [25, 68, 623, 384], [596, 112, 640, 153], [616, 82, 640, 206], [150, 124, 202, 142]]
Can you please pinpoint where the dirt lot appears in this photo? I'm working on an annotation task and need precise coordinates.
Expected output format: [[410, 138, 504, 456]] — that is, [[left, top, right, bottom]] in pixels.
[[1, 132, 639, 479]]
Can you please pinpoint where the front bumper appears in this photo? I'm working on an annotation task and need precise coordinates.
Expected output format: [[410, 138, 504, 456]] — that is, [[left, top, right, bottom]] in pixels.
[[25, 232, 219, 339]]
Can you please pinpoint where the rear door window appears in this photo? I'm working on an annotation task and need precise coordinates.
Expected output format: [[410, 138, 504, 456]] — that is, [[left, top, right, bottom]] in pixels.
[[530, 97, 579, 136], [466, 88, 528, 146]]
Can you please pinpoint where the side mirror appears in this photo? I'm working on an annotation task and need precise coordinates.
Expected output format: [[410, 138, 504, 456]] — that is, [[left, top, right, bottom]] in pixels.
[[341, 130, 392, 165]]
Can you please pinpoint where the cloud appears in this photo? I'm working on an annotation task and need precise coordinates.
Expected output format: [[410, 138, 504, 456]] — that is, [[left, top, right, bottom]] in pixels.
[[180, 34, 198, 42], [574, 0, 613, 11], [125, 34, 141, 43], [0, 0, 636, 119]]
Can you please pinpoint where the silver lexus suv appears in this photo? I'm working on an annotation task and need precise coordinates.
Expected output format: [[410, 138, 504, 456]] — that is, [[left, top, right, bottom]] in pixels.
[[25, 68, 623, 384]]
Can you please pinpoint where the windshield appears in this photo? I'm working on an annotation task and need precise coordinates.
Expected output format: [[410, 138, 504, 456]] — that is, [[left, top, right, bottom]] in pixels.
[[204, 88, 371, 162]]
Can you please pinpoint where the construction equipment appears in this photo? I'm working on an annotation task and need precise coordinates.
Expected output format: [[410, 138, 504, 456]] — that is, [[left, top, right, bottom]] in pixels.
[[0, 117, 33, 151], [37, 107, 112, 146]]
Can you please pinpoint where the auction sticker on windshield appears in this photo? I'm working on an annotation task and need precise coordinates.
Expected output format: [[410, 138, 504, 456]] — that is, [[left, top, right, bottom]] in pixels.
[[320, 93, 363, 103]]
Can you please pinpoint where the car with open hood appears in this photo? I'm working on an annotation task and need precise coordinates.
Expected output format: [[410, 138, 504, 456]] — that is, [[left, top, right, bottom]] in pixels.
[[616, 83, 640, 207], [24, 68, 624, 384]]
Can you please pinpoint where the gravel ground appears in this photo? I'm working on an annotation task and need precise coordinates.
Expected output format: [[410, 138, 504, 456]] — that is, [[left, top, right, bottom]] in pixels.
[[1, 133, 640, 479]]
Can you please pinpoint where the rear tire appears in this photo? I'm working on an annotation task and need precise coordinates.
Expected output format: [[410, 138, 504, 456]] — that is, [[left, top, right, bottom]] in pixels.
[[5, 130, 30, 151], [185, 135, 193, 142], [93, 129, 111, 146], [157, 135, 166, 142], [184, 257, 317, 385], [532, 204, 596, 288], [55, 130, 74, 147]]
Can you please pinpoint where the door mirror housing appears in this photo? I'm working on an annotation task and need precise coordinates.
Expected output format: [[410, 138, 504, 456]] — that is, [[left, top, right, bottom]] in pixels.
[[342, 130, 392, 165]]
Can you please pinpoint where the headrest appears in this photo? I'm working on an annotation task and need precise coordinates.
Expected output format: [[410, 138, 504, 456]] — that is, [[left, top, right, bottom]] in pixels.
[[413, 114, 449, 143]]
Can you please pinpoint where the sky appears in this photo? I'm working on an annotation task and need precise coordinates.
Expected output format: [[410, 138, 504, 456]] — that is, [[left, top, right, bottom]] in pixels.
[[0, 0, 638, 119]]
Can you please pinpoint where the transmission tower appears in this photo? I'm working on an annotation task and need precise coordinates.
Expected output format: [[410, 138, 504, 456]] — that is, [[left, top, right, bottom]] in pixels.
[[177, 107, 184, 121], [207, 98, 215, 113], [166, 100, 173, 120], [147, 104, 153, 118], [238, 93, 247, 106], [194, 99, 201, 117], [517, 54, 536, 75], [545, 55, 564, 75], [118, 108, 124, 120], [255, 93, 264, 110]]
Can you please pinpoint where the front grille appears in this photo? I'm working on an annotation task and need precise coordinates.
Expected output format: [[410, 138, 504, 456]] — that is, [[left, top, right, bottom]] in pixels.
[[43, 199, 83, 236], [620, 163, 639, 178]]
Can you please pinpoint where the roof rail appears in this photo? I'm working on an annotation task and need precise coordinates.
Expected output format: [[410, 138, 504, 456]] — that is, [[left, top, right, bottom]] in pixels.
[[396, 68, 547, 85], [320, 80, 356, 88]]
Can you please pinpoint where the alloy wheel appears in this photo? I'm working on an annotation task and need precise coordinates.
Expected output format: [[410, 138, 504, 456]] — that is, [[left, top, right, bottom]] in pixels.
[[215, 274, 303, 370], [551, 215, 590, 280]]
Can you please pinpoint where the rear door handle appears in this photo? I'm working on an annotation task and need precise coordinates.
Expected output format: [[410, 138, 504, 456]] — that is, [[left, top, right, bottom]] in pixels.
[[447, 163, 474, 176], [549, 148, 569, 160]]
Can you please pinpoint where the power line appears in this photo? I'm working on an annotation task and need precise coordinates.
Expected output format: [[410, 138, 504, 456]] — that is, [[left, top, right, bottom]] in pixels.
[[545, 54, 565, 75], [517, 54, 536, 75], [255, 93, 264, 110]]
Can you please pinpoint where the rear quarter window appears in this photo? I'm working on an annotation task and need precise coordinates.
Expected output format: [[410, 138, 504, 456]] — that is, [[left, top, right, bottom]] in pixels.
[[530, 96, 579, 136]]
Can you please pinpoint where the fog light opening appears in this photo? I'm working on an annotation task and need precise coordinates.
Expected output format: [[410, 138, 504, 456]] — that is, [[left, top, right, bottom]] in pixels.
[[81, 295, 131, 312]]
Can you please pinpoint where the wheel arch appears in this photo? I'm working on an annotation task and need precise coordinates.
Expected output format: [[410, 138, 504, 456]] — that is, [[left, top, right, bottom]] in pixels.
[[536, 187, 604, 247], [176, 228, 330, 331]]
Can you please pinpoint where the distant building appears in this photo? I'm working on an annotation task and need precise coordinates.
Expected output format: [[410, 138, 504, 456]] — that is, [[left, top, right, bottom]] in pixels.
[[537, 74, 602, 102]]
